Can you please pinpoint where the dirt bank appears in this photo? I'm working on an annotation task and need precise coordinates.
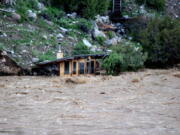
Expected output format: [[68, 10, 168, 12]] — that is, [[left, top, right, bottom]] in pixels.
[[0, 69, 180, 135]]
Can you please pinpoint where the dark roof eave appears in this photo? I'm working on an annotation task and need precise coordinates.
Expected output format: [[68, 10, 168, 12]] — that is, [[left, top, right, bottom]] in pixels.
[[37, 54, 108, 66]]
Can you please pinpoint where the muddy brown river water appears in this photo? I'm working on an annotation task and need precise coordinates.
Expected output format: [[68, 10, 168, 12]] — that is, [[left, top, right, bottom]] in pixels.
[[0, 69, 180, 135]]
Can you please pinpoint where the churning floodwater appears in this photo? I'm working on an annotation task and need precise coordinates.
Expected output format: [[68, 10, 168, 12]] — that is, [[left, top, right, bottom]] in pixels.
[[0, 69, 180, 135]]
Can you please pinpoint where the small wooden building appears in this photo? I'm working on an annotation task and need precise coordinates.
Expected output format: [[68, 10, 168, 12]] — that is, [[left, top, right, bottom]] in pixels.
[[35, 54, 107, 76]]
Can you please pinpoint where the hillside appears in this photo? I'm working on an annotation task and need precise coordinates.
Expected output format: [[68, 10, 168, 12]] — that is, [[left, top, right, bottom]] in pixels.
[[0, 0, 179, 74], [0, 1, 180, 134]]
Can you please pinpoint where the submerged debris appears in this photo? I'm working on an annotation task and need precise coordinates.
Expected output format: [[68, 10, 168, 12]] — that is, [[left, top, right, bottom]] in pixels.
[[173, 72, 180, 78], [65, 78, 86, 84]]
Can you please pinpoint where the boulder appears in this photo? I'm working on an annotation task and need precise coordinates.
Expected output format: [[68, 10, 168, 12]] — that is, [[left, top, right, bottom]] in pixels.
[[140, 5, 147, 14], [90, 46, 102, 52], [37, 2, 45, 11], [93, 29, 106, 38], [27, 10, 37, 20], [2, 0, 16, 6], [0, 50, 22, 75], [11, 12, 21, 21], [96, 15, 110, 24], [123, 15, 129, 19], [0, 33, 7, 38], [57, 33, 64, 38], [56, 33, 64, 41], [105, 37, 121, 46], [44, 20, 54, 26], [92, 23, 106, 39], [42, 35, 48, 40], [59, 27, 68, 33], [83, 39, 92, 47], [67, 12, 77, 19], [114, 23, 125, 35], [32, 58, 39, 63], [22, 50, 27, 53]]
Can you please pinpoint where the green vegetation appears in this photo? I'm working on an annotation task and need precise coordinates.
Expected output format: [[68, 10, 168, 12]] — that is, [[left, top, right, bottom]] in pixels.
[[40, 7, 65, 22], [138, 17, 180, 67], [1, 0, 179, 73], [0, 43, 5, 50], [82, 0, 98, 19], [136, 0, 165, 11], [15, 0, 38, 21], [50, 0, 110, 19], [57, 17, 92, 32], [121, 0, 140, 17], [39, 50, 56, 61], [72, 42, 91, 55], [95, 36, 106, 46], [106, 31, 116, 39], [102, 41, 147, 75]]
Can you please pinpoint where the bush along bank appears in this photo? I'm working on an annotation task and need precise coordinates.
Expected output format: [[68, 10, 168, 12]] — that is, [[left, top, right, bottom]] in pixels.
[[138, 16, 180, 67], [0, 0, 179, 75], [102, 40, 147, 75]]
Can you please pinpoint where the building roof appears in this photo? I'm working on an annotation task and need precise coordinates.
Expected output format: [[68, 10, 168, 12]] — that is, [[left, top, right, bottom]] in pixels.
[[37, 54, 108, 66]]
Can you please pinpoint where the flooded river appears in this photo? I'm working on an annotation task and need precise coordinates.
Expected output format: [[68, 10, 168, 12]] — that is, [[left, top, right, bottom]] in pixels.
[[0, 69, 180, 135]]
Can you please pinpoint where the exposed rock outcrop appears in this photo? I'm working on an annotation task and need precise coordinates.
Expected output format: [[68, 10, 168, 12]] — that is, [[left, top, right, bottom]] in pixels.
[[0, 50, 22, 75], [27, 10, 37, 20], [166, 0, 180, 18], [11, 12, 21, 21], [92, 23, 107, 39]]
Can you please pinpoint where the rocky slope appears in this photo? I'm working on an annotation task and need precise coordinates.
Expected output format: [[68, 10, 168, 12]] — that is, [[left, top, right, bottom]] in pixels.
[[166, 0, 180, 18], [0, 0, 179, 74], [0, 1, 125, 70]]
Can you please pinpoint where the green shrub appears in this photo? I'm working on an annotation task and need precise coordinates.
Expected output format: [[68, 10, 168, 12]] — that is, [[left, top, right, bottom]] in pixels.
[[15, 0, 39, 21], [136, 0, 165, 11], [39, 50, 56, 61], [72, 42, 91, 55], [78, 18, 93, 33], [102, 41, 147, 75], [96, 36, 106, 46], [106, 31, 116, 39], [49, 0, 110, 19], [81, 0, 97, 19], [124, 16, 148, 42], [139, 16, 180, 67], [57, 17, 92, 32], [40, 7, 65, 22], [50, 0, 80, 12], [96, 0, 110, 15], [0, 43, 5, 50], [102, 52, 123, 75]]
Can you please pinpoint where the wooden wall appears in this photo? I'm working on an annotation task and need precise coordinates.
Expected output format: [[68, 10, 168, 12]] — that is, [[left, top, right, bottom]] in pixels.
[[59, 57, 97, 77]]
